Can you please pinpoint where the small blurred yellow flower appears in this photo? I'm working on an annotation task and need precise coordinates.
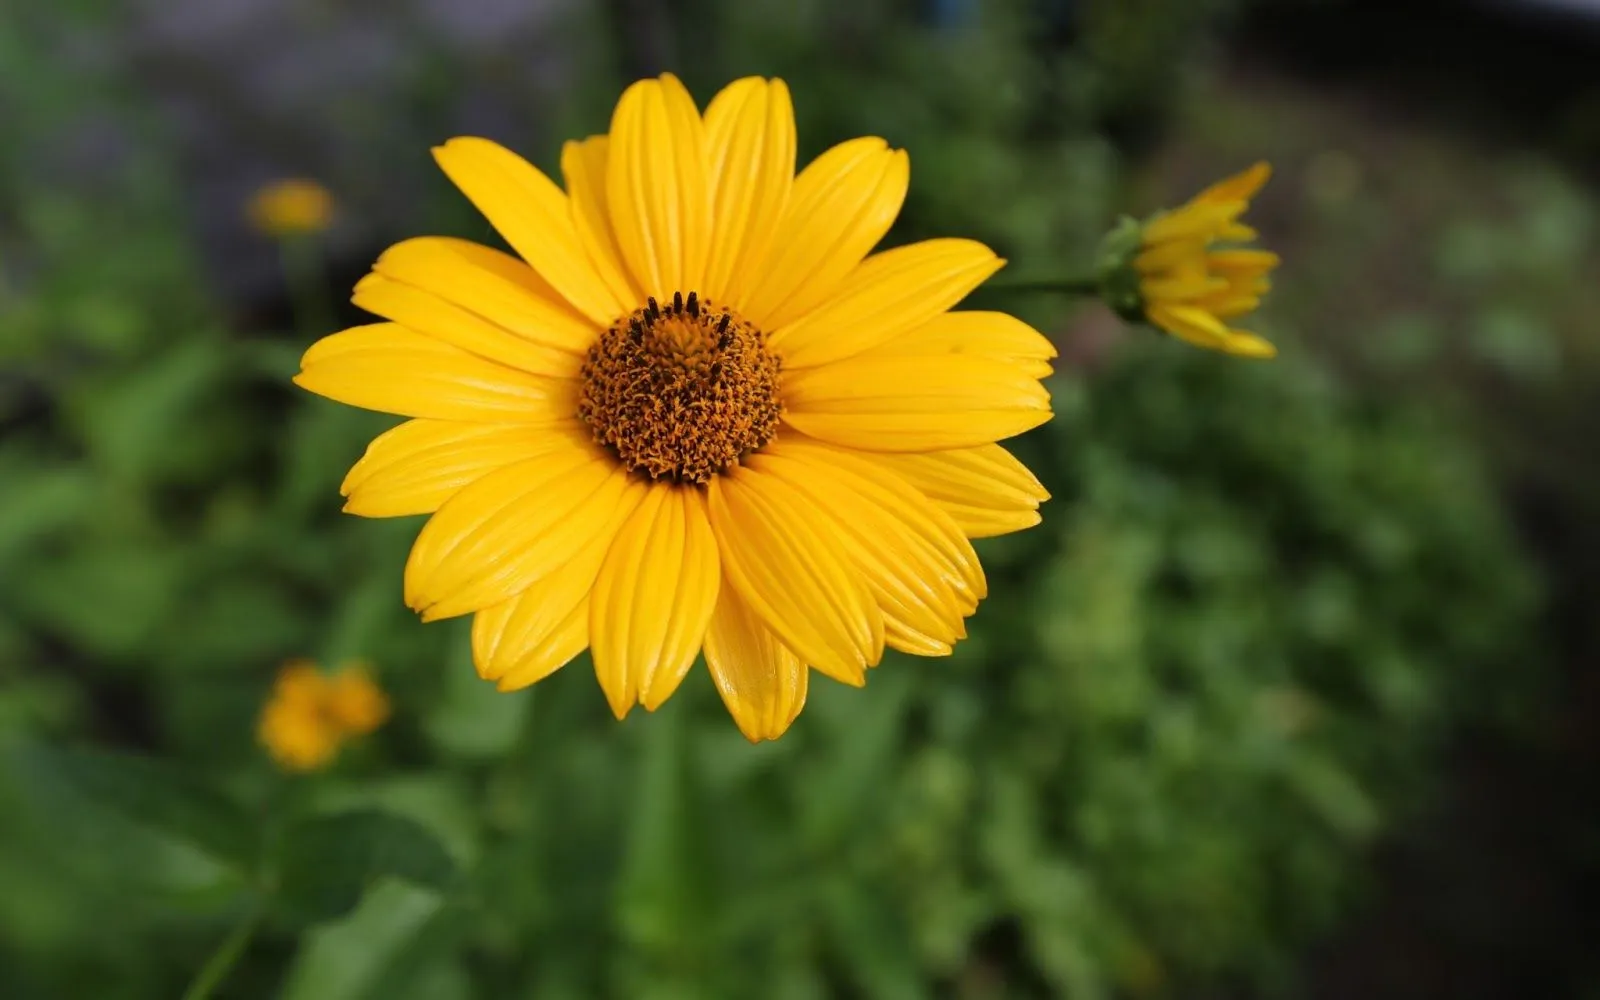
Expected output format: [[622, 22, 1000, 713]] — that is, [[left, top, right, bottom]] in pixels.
[[258, 661, 340, 772], [258, 659, 388, 772], [323, 661, 390, 734], [1099, 163, 1280, 359], [247, 179, 335, 238]]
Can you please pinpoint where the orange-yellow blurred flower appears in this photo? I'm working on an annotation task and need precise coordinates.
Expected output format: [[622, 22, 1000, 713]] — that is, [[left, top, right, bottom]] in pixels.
[[323, 661, 390, 734], [1100, 163, 1280, 359], [292, 74, 1055, 742], [258, 660, 388, 772], [248, 179, 335, 238]]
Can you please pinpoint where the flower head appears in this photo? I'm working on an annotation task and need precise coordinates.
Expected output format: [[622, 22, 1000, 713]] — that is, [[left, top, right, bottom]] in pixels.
[[258, 660, 389, 772], [293, 75, 1055, 742], [248, 179, 335, 238], [322, 660, 391, 734], [1099, 163, 1279, 359]]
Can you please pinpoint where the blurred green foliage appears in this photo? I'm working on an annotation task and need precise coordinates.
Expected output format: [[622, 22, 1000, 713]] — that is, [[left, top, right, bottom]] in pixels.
[[0, 0, 1544, 998]]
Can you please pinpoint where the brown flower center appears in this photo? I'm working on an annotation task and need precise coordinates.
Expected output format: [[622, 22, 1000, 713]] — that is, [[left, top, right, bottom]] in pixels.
[[578, 291, 782, 484]]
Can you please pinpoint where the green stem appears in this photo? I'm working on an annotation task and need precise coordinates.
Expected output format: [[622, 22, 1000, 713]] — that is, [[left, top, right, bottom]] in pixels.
[[180, 906, 262, 1000], [280, 237, 333, 338], [986, 276, 1102, 296]]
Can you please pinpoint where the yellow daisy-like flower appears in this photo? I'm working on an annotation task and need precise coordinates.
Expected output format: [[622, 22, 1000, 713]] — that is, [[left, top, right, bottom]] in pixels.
[[322, 660, 391, 735], [248, 178, 335, 238], [1102, 163, 1279, 359], [258, 660, 389, 772], [294, 74, 1055, 742]]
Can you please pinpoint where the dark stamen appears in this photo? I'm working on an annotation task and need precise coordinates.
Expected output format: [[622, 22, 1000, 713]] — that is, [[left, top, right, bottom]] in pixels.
[[577, 296, 780, 484]]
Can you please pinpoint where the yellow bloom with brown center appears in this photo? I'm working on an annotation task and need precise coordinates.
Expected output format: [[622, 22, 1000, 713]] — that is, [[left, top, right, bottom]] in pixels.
[[1102, 163, 1280, 359], [293, 75, 1055, 742], [258, 660, 389, 772], [248, 179, 335, 237]]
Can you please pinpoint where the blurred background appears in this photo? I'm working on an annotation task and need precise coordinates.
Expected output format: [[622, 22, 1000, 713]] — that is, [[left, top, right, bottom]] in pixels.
[[2, 0, 1598, 997]]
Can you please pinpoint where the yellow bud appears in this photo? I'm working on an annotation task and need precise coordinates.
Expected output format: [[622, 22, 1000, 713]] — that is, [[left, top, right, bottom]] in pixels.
[[247, 179, 334, 238]]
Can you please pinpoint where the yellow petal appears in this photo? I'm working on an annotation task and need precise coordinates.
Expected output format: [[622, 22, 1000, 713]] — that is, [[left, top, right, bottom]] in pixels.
[[589, 485, 720, 718], [1150, 303, 1275, 358], [259, 698, 341, 772], [491, 595, 591, 693], [1221, 331, 1278, 359], [703, 585, 808, 742], [1206, 249, 1280, 277], [342, 419, 575, 518], [769, 239, 1004, 369], [1194, 162, 1271, 206], [738, 137, 908, 329], [432, 137, 625, 326], [560, 136, 642, 310], [750, 440, 984, 654], [882, 618, 954, 657], [770, 439, 986, 600], [295, 323, 578, 423], [403, 443, 640, 620], [867, 443, 1049, 538], [470, 475, 647, 684], [1140, 273, 1230, 304], [271, 661, 329, 706], [706, 467, 881, 685], [1143, 200, 1245, 246], [1135, 237, 1207, 275], [322, 666, 389, 735], [702, 77, 795, 304], [781, 355, 1051, 452], [864, 444, 1049, 537], [1193, 292, 1262, 320], [859, 310, 1058, 378], [941, 507, 1041, 538], [353, 274, 583, 379], [1145, 303, 1234, 350], [606, 74, 711, 301], [369, 236, 599, 354]]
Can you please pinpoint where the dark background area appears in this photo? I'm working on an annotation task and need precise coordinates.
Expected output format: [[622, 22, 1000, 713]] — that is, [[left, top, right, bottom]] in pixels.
[[1232, 2, 1600, 997]]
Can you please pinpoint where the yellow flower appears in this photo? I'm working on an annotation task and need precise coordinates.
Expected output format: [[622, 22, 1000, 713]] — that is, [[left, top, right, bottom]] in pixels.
[[247, 179, 335, 237], [1103, 163, 1279, 359], [294, 75, 1054, 742], [258, 660, 388, 772], [322, 662, 390, 734]]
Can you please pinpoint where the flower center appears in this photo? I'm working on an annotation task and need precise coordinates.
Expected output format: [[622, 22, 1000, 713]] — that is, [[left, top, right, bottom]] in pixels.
[[578, 291, 782, 484]]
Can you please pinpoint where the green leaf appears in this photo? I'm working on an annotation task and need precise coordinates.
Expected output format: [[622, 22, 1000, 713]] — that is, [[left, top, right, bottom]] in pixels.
[[69, 339, 227, 481], [278, 881, 447, 1000], [799, 669, 913, 849], [819, 877, 924, 1000], [10, 741, 258, 870], [14, 544, 184, 659], [323, 571, 407, 666], [357, 902, 476, 1000], [424, 623, 527, 759], [616, 703, 706, 957], [1284, 756, 1381, 841], [312, 772, 481, 866], [276, 810, 461, 924], [0, 462, 93, 566], [161, 578, 309, 669]]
